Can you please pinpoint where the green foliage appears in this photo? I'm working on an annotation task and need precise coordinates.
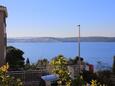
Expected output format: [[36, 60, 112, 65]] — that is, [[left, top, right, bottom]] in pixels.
[[26, 58, 49, 70], [96, 70, 111, 85], [6, 46, 25, 70], [25, 58, 49, 70], [82, 70, 97, 84], [90, 80, 102, 86], [50, 55, 71, 86], [72, 75, 85, 86], [36, 58, 49, 67], [82, 69, 110, 85], [113, 56, 115, 73], [29, 63, 37, 70], [0, 64, 23, 86], [68, 56, 84, 65]]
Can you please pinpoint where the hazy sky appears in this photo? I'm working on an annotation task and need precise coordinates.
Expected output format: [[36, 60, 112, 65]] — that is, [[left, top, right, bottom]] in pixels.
[[0, 0, 115, 37]]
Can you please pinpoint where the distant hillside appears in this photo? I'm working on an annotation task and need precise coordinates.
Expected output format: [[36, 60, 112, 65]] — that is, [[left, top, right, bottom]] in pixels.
[[7, 37, 115, 43]]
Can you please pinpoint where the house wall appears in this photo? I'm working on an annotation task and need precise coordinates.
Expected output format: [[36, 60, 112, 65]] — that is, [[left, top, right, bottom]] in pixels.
[[0, 6, 7, 66]]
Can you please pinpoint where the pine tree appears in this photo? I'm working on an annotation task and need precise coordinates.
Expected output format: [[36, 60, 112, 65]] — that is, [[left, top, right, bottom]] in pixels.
[[25, 58, 30, 70], [26, 58, 30, 65]]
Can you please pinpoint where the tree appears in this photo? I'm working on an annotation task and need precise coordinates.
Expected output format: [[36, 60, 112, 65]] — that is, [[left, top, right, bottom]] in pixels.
[[50, 55, 71, 86], [96, 70, 111, 85], [72, 75, 85, 86], [26, 58, 30, 65], [36, 58, 49, 67], [113, 56, 115, 74], [68, 56, 84, 65], [6, 46, 25, 70], [29, 63, 37, 70], [25, 58, 30, 70], [0, 63, 23, 85]]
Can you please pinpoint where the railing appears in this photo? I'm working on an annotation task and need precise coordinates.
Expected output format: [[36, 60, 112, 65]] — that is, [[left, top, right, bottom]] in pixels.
[[8, 70, 43, 86]]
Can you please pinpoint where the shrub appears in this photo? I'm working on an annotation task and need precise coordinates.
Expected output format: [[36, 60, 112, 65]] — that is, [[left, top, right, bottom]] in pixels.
[[0, 63, 23, 86]]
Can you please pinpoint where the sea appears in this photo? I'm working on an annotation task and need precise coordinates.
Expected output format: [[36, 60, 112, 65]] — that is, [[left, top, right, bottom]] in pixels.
[[8, 42, 115, 68]]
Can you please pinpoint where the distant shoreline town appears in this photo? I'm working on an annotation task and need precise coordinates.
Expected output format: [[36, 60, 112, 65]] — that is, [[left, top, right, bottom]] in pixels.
[[7, 37, 115, 43]]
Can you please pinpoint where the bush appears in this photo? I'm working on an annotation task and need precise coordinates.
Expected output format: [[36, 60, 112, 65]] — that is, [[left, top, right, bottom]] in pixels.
[[0, 63, 23, 86]]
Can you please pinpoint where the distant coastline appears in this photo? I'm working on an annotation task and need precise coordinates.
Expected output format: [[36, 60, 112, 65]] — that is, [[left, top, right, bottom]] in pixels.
[[7, 37, 115, 43]]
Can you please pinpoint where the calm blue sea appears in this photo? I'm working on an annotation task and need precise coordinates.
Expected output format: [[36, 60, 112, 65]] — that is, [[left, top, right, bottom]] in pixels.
[[8, 42, 115, 67]]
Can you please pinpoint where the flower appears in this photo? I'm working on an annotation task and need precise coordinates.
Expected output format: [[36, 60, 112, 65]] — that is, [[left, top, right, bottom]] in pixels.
[[0, 63, 9, 72]]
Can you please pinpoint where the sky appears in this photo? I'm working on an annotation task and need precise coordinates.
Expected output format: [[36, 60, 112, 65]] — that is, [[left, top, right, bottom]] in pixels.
[[0, 0, 115, 37]]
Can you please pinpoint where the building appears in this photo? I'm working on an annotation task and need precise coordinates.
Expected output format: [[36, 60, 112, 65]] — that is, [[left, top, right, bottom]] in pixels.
[[68, 65, 80, 79], [68, 60, 94, 79], [68, 63, 85, 79], [0, 5, 8, 66]]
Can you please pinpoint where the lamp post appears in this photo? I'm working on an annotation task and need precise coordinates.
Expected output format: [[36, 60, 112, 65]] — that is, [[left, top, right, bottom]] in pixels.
[[77, 24, 81, 73]]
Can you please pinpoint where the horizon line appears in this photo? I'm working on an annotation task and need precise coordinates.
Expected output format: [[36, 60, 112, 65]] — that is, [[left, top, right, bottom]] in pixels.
[[7, 36, 115, 38]]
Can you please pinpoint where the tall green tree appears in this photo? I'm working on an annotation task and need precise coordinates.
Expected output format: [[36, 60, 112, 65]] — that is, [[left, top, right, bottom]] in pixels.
[[50, 55, 71, 86], [6, 46, 25, 70]]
